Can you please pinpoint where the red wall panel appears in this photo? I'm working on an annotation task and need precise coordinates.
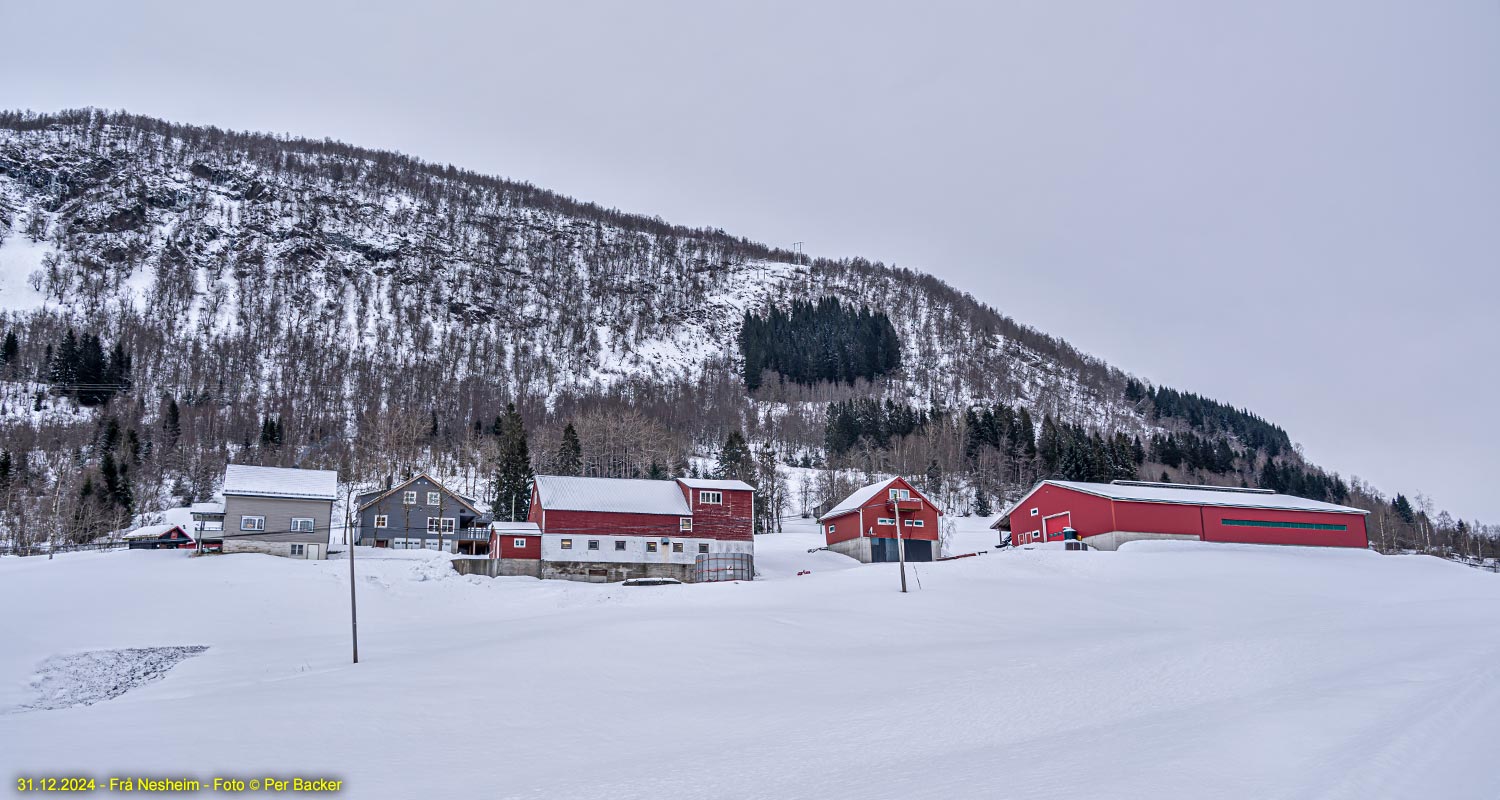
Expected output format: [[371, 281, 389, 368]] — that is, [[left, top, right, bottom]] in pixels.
[[685, 488, 754, 541], [1201, 506, 1368, 548]]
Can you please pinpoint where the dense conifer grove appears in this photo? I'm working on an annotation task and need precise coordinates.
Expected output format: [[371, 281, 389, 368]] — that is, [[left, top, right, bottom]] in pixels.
[[739, 298, 902, 390]]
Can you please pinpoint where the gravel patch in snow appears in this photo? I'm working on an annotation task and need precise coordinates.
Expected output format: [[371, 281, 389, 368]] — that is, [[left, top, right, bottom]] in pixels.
[[11, 646, 208, 712]]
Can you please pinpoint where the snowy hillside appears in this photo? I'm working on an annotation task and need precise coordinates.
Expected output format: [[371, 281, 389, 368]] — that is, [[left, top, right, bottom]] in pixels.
[[3, 530, 1499, 799], [0, 113, 1127, 420]]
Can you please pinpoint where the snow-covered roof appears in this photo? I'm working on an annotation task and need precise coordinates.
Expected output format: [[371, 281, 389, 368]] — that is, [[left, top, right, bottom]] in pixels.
[[222, 465, 338, 501], [189, 501, 224, 515], [533, 475, 691, 515], [997, 480, 1369, 524], [677, 478, 754, 491], [818, 477, 920, 523], [123, 524, 189, 540], [490, 521, 541, 535]]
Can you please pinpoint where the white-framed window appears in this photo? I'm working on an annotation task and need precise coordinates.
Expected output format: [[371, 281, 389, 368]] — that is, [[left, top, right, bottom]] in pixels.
[[403, 491, 417, 505], [615, 540, 627, 551], [374, 515, 388, 529], [889, 488, 911, 500], [877, 517, 896, 525], [427, 491, 441, 506], [680, 518, 693, 532], [587, 540, 600, 550], [513, 538, 527, 548], [1030, 508, 1039, 517], [427, 517, 455, 534], [699, 491, 722, 505], [672, 542, 684, 553], [560, 538, 573, 550], [646, 541, 658, 553], [290, 544, 305, 556], [698, 543, 709, 554], [827, 524, 835, 534], [290, 517, 314, 532], [905, 519, 924, 527], [240, 515, 265, 531]]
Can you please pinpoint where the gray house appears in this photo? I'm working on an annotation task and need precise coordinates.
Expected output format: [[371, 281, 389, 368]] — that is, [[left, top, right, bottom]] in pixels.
[[220, 464, 338, 559], [355, 473, 490, 554]]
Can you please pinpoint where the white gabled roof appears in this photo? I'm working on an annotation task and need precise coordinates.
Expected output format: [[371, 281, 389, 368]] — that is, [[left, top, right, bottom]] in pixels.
[[998, 480, 1369, 523], [533, 475, 692, 516], [189, 501, 224, 514], [223, 464, 338, 501], [490, 521, 541, 535], [123, 524, 188, 540], [677, 478, 754, 491], [818, 477, 931, 523]]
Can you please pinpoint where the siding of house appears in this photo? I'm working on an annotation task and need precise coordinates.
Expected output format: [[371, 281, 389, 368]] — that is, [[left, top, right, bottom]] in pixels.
[[682, 487, 754, 540], [355, 476, 481, 545], [222, 494, 333, 554]]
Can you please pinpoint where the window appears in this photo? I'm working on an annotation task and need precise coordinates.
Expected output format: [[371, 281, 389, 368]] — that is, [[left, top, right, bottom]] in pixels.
[[672, 542, 684, 553], [889, 488, 910, 500], [615, 540, 627, 551], [647, 541, 658, 553], [427, 491, 441, 507], [877, 517, 896, 525], [290, 518, 314, 532], [427, 517, 456, 534], [374, 515, 388, 529], [698, 543, 710, 554], [240, 515, 265, 531], [403, 491, 417, 505], [699, 491, 722, 505], [827, 524, 835, 534], [680, 518, 693, 532], [513, 538, 527, 548], [905, 519, 924, 527], [290, 544, 305, 556], [560, 538, 573, 550], [588, 539, 600, 550], [1030, 508, 1039, 517], [1222, 518, 1349, 531]]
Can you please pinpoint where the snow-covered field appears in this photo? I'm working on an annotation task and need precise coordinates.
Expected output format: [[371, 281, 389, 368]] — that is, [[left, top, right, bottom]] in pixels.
[[3, 520, 1499, 799]]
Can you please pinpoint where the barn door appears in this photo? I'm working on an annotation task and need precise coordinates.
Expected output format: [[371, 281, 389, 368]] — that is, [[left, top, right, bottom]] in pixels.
[[1043, 512, 1072, 542]]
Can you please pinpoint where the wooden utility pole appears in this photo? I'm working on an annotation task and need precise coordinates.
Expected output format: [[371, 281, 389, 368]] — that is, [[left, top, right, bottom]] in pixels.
[[894, 489, 907, 594], [345, 486, 358, 665]]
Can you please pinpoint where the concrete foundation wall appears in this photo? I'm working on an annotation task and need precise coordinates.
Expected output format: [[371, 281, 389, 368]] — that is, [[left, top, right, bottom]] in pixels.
[[452, 558, 540, 578], [221, 539, 326, 559], [1083, 530, 1201, 551], [827, 537, 873, 563], [541, 560, 695, 583]]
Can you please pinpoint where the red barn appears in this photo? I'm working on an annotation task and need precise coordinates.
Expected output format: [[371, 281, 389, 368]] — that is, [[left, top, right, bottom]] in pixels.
[[492, 476, 755, 583], [819, 477, 944, 562], [994, 480, 1369, 550]]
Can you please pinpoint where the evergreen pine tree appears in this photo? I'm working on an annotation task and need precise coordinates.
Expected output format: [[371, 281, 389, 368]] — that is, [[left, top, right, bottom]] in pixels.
[[0, 330, 17, 369], [973, 486, 992, 517], [556, 422, 583, 476], [162, 395, 181, 447], [492, 403, 534, 521], [716, 430, 753, 482]]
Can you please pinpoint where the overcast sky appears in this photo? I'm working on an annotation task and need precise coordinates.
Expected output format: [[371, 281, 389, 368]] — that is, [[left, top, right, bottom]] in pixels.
[[2, 1, 1496, 520]]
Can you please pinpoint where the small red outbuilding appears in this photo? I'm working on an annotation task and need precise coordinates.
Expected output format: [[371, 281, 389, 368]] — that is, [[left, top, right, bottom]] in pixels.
[[819, 477, 944, 563], [995, 480, 1369, 550]]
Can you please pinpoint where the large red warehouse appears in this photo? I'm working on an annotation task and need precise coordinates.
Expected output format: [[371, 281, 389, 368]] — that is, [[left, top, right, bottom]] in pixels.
[[994, 480, 1369, 550]]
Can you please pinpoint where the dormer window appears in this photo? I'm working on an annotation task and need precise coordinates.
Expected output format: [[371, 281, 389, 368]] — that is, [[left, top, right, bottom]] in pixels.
[[699, 491, 722, 505]]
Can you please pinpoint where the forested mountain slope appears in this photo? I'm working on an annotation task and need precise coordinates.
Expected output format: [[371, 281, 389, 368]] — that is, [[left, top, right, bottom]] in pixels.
[[0, 109, 1474, 552]]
